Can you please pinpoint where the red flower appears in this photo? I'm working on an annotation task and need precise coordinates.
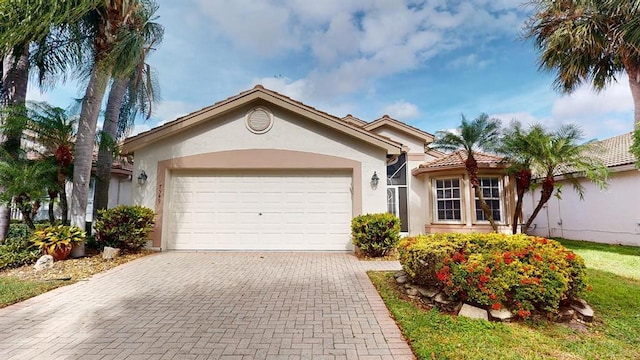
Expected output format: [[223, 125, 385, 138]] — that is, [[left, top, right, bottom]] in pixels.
[[503, 252, 513, 265], [489, 293, 497, 300], [566, 252, 576, 261], [452, 251, 466, 263], [484, 267, 492, 274], [549, 264, 557, 271], [478, 275, 489, 283], [491, 303, 501, 310], [517, 309, 531, 319], [533, 253, 543, 262]]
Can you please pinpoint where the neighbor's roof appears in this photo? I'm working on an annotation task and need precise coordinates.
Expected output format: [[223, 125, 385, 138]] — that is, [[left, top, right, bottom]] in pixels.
[[412, 150, 505, 175], [122, 85, 403, 155], [593, 132, 636, 168]]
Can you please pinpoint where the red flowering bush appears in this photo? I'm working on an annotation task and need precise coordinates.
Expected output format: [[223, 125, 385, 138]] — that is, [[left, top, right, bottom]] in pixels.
[[398, 233, 587, 318]]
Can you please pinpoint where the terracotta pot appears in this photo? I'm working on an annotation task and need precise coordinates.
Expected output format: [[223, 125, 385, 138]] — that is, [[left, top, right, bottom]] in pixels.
[[43, 244, 73, 261]]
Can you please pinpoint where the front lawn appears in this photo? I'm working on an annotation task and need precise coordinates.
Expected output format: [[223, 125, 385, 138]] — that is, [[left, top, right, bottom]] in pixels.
[[369, 240, 640, 359], [0, 277, 66, 307]]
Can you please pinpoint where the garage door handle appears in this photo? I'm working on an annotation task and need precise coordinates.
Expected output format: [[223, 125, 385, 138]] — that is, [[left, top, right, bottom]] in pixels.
[[259, 213, 262, 215]]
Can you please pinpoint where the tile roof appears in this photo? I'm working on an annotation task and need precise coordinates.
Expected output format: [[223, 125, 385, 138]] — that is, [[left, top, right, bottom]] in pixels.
[[364, 114, 435, 142], [418, 150, 504, 169], [592, 132, 636, 168]]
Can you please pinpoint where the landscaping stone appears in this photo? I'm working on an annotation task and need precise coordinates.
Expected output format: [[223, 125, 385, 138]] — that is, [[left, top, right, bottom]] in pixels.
[[489, 308, 515, 322], [458, 303, 488, 321], [396, 275, 408, 284], [415, 285, 439, 299], [555, 307, 576, 322], [406, 287, 419, 296], [102, 247, 121, 260], [571, 298, 594, 322], [34, 255, 54, 271], [394, 270, 406, 278], [434, 292, 460, 312]]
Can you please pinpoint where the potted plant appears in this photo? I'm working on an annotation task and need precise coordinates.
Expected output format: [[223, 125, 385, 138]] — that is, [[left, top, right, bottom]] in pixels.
[[30, 225, 86, 261]]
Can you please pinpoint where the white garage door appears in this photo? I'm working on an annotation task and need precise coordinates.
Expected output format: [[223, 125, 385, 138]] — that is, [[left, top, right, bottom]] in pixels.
[[167, 170, 353, 250]]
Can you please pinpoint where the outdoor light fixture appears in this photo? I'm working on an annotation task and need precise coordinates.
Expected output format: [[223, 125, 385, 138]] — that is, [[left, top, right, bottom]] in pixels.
[[137, 170, 148, 185], [371, 171, 380, 189]]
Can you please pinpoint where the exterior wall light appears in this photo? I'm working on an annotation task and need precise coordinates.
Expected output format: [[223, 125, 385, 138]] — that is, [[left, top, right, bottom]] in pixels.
[[371, 171, 380, 189], [137, 170, 148, 185]]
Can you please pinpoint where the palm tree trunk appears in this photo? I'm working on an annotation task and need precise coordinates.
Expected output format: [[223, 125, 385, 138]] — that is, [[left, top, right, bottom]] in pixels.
[[523, 176, 555, 234], [70, 65, 111, 245], [58, 169, 69, 225], [0, 47, 29, 241], [511, 169, 532, 234], [94, 77, 127, 217], [47, 189, 57, 224], [626, 63, 640, 129], [466, 155, 498, 232]]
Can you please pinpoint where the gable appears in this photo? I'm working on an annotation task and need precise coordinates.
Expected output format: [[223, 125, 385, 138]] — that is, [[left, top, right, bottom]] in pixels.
[[122, 86, 401, 155]]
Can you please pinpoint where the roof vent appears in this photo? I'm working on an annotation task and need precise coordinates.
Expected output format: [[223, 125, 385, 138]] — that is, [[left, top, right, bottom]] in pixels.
[[246, 107, 273, 134]]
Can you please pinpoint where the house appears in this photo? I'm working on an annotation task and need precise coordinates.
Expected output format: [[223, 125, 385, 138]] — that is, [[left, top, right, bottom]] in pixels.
[[122, 86, 514, 251], [523, 132, 640, 246]]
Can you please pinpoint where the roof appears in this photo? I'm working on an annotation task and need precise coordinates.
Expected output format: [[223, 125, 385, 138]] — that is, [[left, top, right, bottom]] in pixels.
[[592, 132, 636, 168], [340, 114, 368, 127], [122, 85, 403, 155], [363, 115, 435, 143], [412, 150, 505, 175]]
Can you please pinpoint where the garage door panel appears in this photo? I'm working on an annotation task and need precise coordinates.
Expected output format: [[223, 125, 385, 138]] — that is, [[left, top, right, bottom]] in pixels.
[[167, 170, 352, 250]]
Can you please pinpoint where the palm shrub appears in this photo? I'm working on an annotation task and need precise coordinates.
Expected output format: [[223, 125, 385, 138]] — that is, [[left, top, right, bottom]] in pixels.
[[399, 233, 587, 318], [94, 205, 155, 252], [351, 213, 401, 257]]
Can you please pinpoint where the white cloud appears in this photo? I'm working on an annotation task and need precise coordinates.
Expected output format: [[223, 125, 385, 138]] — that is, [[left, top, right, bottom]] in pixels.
[[26, 85, 50, 103], [551, 76, 633, 119], [127, 124, 152, 137], [382, 100, 420, 120], [151, 100, 194, 126]]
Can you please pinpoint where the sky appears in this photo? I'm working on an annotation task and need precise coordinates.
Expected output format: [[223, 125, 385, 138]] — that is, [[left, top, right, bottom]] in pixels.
[[26, 0, 635, 141]]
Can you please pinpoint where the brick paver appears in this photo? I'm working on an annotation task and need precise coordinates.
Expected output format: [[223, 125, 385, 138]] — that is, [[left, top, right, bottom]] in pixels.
[[0, 252, 414, 359]]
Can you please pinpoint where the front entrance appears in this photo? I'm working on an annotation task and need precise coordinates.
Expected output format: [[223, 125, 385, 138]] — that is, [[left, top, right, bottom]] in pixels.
[[387, 153, 409, 232]]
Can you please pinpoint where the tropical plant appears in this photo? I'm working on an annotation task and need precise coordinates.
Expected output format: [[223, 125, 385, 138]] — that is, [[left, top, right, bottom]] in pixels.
[[351, 213, 401, 257], [525, 0, 640, 129], [94, 205, 155, 252], [0, 153, 57, 230], [431, 113, 502, 232], [25, 102, 77, 225], [30, 224, 86, 260], [511, 124, 609, 233]]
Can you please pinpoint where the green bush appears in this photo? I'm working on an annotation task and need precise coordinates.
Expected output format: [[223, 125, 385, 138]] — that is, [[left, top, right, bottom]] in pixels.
[[0, 224, 39, 270], [94, 205, 155, 252], [399, 233, 587, 318], [351, 213, 401, 257], [30, 225, 85, 255]]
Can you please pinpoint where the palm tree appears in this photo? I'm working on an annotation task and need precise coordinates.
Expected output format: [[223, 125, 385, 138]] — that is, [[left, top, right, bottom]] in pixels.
[[70, 0, 160, 234], [499, 122, 543, 234], [94, 4, 163, 215], [432, 114, 502, 232], [0, 153, 57, 230], [26, 102, 77, 225], [514, 124, 609, 233], [525, 0, 640, 129]]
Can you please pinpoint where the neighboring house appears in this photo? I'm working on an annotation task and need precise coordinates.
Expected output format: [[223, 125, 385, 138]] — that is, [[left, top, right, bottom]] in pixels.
[[523, 132, 640, 246], [122, 86, 515, 251]]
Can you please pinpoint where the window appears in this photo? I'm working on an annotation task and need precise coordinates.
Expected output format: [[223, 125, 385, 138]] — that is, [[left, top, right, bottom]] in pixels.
[[435, 178, 461, 221], [475, 177, 501, 221]]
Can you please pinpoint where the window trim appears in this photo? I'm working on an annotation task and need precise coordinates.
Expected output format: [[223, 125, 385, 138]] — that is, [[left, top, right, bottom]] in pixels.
[[431, 176, 464, 224], [472, 176, 505, 224]]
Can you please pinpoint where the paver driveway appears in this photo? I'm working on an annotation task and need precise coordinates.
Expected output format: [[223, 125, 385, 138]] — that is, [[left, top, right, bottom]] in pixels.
[[0, 252, 414, 360]]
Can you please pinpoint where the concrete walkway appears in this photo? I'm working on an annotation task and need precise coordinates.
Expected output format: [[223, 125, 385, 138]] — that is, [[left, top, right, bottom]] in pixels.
[[0, 252, 414, 360]]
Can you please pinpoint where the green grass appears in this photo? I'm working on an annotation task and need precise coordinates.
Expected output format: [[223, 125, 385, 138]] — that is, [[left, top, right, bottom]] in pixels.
[[556, 238, 640, 280], [0, 277, 66, 308], [370, 239, 640, 359]]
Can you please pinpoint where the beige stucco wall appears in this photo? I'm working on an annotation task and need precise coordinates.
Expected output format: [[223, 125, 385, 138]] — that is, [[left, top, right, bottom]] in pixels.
[[132, 104, 389, 220], [524, 169, 640, 246]]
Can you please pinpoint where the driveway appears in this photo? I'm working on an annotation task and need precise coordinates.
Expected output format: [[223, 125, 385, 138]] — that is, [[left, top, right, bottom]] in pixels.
[[0, 252, 413, 360]]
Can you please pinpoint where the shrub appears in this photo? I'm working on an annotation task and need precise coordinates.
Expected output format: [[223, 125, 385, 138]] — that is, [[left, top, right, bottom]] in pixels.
[[30, 225, 86, 260], [351, 213, 401, 257], [399, 233, 587, 318], [94, 205, 155, 252], [0, 224, 39, 270]]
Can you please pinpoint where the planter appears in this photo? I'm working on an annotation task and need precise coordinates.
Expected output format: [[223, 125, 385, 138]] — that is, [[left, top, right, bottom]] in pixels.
[[42, 244, 73, 261]]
